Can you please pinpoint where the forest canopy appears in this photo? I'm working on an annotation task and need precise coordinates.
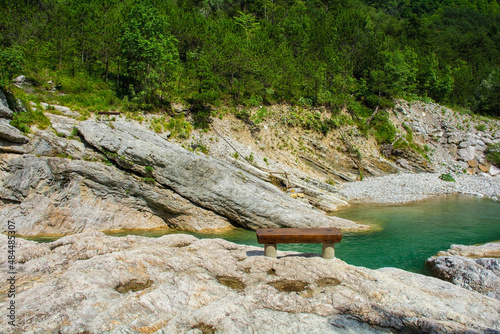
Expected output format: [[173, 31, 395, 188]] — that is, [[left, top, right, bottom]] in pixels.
[[1, 0, 499, 116]]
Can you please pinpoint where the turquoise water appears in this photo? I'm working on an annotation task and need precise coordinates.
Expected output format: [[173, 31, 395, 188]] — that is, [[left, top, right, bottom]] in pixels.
[[334, 195, 500, 273], [26, 195, 500, 274]]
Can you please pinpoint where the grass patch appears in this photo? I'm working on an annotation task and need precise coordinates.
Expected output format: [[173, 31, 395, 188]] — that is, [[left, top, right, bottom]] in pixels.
[[486, 143, 500, 166], [10, 107, 51, 134], [475, 124, 487, 132], [166, 116, 192, 139], [439, 173, 455, 182], [142, 177, 156, 184], [371, 112, 396, 145]]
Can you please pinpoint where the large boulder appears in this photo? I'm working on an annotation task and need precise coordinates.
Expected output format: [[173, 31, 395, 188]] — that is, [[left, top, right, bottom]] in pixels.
[[0, 232, 498, 333], [427, 242, 500, 300], [0, 154, 232, 236], [77, 120, 364, 231], [427, 255, 500, 300], [457, 146, 476, 161], [0, 118, 28, 143]]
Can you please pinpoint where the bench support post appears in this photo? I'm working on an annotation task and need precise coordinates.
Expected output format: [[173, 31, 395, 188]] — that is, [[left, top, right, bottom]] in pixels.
[[264, 243, 277, 258], [322, 243, 335, 259]]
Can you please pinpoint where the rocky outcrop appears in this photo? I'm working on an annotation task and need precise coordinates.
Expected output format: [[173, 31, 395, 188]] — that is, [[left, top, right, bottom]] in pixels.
[[0, 90, 29, 144], [0, 232, 498, 333], [393, 100, 500, 172], [77, 120, 365, 231], [0, 89, 13, 119], [46, 113, 78, 137], [0, 154, 232, 236], [0, 118, 28, 144], [427, 242, 500, 301]]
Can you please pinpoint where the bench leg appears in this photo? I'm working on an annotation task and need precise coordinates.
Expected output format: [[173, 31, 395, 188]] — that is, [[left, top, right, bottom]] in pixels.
[[264, 243, 277, 258], [322, 243, 335, 259]]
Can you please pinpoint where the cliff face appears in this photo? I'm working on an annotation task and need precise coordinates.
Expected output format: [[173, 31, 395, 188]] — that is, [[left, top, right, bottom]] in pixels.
[[0, 232, 498, 333], [0, 154, 233, 235], [76, 120, 362, 231]]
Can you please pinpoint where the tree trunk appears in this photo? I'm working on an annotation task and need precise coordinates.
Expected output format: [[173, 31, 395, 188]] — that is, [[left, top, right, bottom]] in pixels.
[[366, 105, 379, 126], [117, 58, 120, 88], [105, 51, 109, 83], [366, 92, 382, 126]]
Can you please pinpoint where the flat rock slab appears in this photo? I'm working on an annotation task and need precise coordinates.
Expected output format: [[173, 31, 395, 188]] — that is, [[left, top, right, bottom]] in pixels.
[[428, 242, 500, 301], [491, 165, 500, 176], [468, 160, 479, 168], [46, 113, 78, 137], [78, 120, 366, 231], [0, 232, 498, 333], [0, 104, 12, 118], [479, 163, 490, 173], [40, 102, 80, 117]]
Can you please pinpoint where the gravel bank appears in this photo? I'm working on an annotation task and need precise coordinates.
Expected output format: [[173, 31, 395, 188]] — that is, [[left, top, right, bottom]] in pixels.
[[337, 173, 500, 204]]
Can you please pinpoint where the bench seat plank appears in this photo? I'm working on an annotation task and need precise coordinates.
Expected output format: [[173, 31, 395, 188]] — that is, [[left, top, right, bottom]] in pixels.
[[97, 111, 121, 115], [256, 228, 342, 244]]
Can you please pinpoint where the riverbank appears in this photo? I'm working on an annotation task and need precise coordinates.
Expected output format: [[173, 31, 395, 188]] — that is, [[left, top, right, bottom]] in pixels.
[[337, 172, 500, 204]]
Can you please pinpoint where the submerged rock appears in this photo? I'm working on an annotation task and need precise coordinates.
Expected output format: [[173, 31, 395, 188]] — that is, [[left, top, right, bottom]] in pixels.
[[0, 232, 498, 333], [78, 120, 364, 231]]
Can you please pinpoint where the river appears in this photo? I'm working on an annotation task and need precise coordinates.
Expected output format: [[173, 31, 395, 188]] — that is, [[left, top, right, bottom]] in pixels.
[[26, 194, 500, 274]]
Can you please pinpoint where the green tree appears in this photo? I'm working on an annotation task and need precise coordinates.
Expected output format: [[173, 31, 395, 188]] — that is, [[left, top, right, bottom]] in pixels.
[[369, 48, 418, 97], [0, 46, 23, 89], [120, 0, 178, 107], [475, 69, 500, 116]]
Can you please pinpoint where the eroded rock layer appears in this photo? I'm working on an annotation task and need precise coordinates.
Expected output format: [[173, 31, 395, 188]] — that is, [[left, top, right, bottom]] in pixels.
[[77, 120, 364, 231]]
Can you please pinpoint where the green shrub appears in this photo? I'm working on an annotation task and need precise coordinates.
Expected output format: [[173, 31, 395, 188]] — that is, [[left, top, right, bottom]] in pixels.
[[145, 166, 153, 173], [189, 102, 212, 129], [486, 143, 500, 166], [166, 116, 192, 139], [252, 107, 269, 124], [142, 177, 156, 184], [439, 173, 455, 182], [235, 108, 251, 120], [372, 113, 396, 144], [475, 124, 487, 132], [245, 152, 255, 163], [10, 108, 51, 134], [69, 127, 79, 139], [194, 143, 209, 155]]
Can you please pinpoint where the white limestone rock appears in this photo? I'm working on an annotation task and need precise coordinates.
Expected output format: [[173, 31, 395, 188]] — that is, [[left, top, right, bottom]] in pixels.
[[77, 120, 364, 231], [0, 118, 29, 143], [0, 232, 498, 333], [0, 155, 233, 236], [427, 242, 500, 300]]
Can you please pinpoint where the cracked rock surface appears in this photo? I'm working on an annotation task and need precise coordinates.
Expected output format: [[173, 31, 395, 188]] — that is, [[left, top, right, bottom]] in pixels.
[[1, 232, 499, 333]]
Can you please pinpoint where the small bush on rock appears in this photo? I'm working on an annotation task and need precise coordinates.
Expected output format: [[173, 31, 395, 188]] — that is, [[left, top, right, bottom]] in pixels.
[[486, 143, 500, 166], [439, 173, 455, 182]]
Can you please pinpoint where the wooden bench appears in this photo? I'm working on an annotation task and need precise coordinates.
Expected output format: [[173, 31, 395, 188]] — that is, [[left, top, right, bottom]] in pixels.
[[256, 227, 342, 259], [97, 111, 121, 121]]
